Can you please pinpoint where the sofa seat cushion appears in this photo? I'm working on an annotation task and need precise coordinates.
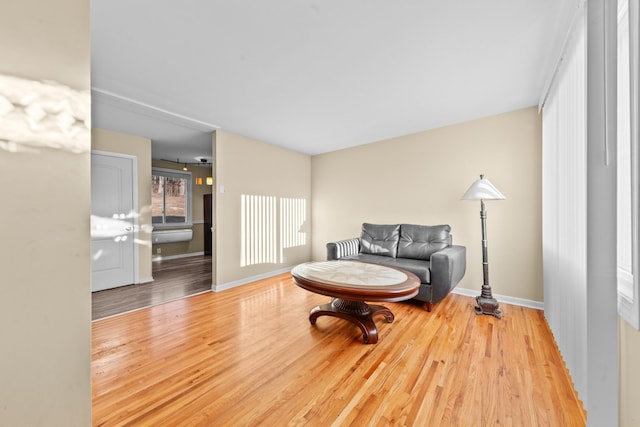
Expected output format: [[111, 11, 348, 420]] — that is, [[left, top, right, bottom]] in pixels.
[[397, 224, 451, 260], [359, 223, 400, 258], [341, 255, 431, 283]]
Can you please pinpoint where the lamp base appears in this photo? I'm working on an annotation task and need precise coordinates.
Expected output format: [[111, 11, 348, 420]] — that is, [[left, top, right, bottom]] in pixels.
[[475, 295, 502, 319]]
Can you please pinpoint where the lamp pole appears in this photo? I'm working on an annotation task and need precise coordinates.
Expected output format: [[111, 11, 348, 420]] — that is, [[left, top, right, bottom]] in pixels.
[[475, 198, 501, 318]]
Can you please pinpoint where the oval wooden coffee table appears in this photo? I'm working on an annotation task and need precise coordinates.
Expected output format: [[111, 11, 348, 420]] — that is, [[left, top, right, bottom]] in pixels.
[[291, 260, 420, 344]]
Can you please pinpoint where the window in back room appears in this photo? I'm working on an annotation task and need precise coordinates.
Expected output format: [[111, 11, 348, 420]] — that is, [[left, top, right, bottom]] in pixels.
[[152, 168, 192, 226]]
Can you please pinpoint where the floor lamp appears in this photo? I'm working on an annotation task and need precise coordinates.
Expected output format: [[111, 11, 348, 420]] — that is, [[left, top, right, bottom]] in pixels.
[[461, 175, 505, 319]]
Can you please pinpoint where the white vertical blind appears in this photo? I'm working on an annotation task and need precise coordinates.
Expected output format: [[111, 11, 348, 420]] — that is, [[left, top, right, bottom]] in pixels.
[[542, 6, 588, 408], [543, 1, 621, 421]]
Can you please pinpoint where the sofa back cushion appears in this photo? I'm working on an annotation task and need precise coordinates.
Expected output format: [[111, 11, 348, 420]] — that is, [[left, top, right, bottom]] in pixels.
[[397, 224, 451, 260], [359, 223, 400, 257]]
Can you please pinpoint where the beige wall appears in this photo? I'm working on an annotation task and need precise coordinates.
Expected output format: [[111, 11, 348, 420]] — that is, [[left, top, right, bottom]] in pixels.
[[620, 318, 640, 426], [151, 159, 213, 258], [92, 128, 153, 282], [0, 2, 89, 89], [0, 0, 91, 424], [215, 130, 311, 286], [311, 107, 543, 302]]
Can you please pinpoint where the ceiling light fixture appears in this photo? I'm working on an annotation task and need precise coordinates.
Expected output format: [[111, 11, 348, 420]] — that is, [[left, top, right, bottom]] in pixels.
[[160, 158, 213, 168]]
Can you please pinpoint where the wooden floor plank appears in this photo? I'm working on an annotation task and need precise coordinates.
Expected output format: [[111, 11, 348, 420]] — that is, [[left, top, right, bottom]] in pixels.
[[92, 272, 586, 426], [91, 256, 212, 320]]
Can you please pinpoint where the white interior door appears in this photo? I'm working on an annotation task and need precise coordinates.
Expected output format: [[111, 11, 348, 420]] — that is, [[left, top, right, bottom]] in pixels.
[[91, 152, 135, 291]]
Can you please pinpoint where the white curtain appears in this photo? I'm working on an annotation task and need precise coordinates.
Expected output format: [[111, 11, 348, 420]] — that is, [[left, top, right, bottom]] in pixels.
[[542, 1, 625, 421], [541, 7, 588, 406]]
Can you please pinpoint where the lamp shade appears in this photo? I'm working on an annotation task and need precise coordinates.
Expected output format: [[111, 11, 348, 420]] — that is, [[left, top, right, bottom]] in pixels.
[[461, 175, 506, 200]]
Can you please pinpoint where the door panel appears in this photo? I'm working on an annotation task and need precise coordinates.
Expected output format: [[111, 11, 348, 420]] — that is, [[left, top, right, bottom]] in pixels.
[[91, 153, 135, 291]]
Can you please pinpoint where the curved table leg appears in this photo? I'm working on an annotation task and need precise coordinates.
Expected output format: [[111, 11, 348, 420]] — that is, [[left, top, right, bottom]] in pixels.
[[309, 298, 395, 344]]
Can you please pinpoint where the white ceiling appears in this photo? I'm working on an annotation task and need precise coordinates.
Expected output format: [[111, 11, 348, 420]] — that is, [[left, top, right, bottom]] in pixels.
[[90, 0, 577, 160]]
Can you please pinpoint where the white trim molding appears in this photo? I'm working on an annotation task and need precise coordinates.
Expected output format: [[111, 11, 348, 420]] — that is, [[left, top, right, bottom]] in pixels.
[[152, 251, 205, 262], [91, 88, 219, 133], [213, 267, 293, 292], [452, 287, 544, 311], [538, 0, 587, 110]]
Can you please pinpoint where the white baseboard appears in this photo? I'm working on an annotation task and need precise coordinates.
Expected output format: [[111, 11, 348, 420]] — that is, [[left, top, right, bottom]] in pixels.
[[213, 266, 293, 292], [202, 263, 544, 311], [152, 251, 205, 262], [452, 287, 544, 311], [138, 276, 154, 284]]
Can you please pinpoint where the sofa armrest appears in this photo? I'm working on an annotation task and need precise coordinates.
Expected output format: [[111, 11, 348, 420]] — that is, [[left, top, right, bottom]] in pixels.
[[326, 238, 360, 260], [430, 245, 466, 303]]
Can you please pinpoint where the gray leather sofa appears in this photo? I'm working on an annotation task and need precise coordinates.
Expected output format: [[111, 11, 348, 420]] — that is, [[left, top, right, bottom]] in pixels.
[[326, 223, 466, 311]]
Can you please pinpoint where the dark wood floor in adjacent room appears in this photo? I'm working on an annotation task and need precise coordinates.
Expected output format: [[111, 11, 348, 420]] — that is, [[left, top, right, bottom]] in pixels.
[[91, 256, 212, 320], [92, 272, 586, 426]]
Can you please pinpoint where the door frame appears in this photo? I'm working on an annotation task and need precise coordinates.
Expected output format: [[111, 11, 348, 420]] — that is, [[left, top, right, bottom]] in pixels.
[[91, 150, 140, 286]]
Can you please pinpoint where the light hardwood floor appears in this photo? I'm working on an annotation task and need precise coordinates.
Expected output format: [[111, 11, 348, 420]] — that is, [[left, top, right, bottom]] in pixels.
[[92, 272, 586, 426]]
